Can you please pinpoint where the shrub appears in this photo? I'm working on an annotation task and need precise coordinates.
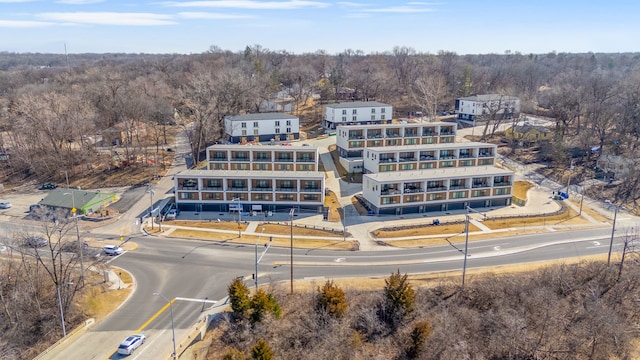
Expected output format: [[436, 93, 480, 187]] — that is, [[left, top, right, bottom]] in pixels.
[[251, 339, 274, 360], [250, 289, 281, 324], [316, 280, 348, 318], [222, 347, 246, 360], [382, 270, 415, 327], [228, 278, 251, 319], [405, 320, 432, 359]]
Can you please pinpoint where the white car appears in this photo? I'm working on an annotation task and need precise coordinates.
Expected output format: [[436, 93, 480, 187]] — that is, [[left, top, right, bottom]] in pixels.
[[117, 334, 146, 355], [165, 209, 177, 220], [103, 245, 124, 256], [0, 201, 11, 209]]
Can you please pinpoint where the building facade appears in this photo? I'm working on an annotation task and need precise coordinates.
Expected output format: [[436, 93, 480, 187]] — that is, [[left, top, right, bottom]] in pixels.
[[324, 101, 393, 129], [224, 113, 299, 144], [363, 166, 513, 215], [455, 94, 521, 121], [335, 122, 456, 173], [174, 144, 324, 213]]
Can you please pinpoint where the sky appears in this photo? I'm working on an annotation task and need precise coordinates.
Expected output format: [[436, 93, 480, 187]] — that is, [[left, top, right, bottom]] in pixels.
[[1, 0, 640, 55]]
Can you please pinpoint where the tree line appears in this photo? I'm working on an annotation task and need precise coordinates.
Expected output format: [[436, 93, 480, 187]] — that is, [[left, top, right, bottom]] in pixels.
[[0, 48, 639, 192]]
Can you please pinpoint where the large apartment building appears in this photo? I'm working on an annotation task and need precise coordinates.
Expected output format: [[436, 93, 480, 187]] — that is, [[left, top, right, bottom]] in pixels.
[[335, 122, 456, 173], [174, 144, 324, 213], [224, 113, 299, 144], [324, 101, 393, 129]]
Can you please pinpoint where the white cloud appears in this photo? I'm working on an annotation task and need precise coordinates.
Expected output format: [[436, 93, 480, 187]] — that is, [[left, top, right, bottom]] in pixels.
[[162, 0, 331, 10], [36, 12, 177, 26], [178, 11, 255, 19], [362, 5, 436, 13], [337, 1, 368, 7], [0, 0, 35, 3], [56, 0, 106, 4], [0, 20, 54, 27]]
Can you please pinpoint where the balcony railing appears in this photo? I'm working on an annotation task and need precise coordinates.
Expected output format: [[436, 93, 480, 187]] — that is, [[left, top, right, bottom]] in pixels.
[[211, 157, 227, 161], [349, 135, 364, 139], [478, 152, 494, 157], [381, 189, 400, 195], [420, 155, 435, 160], [472, 183, 489, 188], [229, 187, 248, 191], [399, 157, 416, 162], [252, 187, 273, 192], [440, 155, 457, 160], [493, 181, 512, 187], [427, 186, 447, 192], [385, 133, 401, 138], [404, 132, 418, 137], [296, 158, 315, 162], [276, 187, 297, 192], [253, 157, 272, 162], [275, 158, 293, 162], [231, 157, 249, 161], [422, 131, 436, 136], [367, 133, 383, 138], [379, 158, 396, 163], [300, 188, 321, 193], [403, 188, 424, 193], [202, 186, 223, 191], [177, 186, 199, 191]]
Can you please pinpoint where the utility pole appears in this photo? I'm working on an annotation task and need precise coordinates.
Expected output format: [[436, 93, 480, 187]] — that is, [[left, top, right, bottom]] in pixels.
[[462, 206, 487, 287], [607, 203, 619, 266], [289, 208, 295, 294]]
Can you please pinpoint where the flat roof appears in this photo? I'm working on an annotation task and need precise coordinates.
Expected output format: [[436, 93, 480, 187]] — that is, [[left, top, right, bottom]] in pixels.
[[457, 94, 520, 102], [365, 142, 496, 153], [364, 166, 512, 182], [177, 170, 324, 179], [325, 101, 390, 109], [207, 144, 318, 151], [336, 121, 452, 130], [225, 113, 298, 121]]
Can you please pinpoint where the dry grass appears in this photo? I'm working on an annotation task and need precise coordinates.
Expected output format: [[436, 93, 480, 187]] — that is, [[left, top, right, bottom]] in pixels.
[[483, 205, 589, 229], [259, 223, 343, 237], [324, 190, 341, 222], [81, 269, 132, 321], [567, 198, 610, 222], [514, 180, 534, 199], [168, 228, 358, 250], [373, 222, 480, 238], [161, 220, 249, 231]]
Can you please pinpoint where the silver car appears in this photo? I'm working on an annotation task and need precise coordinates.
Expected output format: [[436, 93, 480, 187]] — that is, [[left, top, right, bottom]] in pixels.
[[117, 334, 146, 355], [103, 245, 124, 256]]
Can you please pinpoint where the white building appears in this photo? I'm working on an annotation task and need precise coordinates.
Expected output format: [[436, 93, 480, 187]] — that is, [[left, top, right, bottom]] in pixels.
[[224, 113, 299, 144], [455, 94, 520, 122], [324, 101, 393, 129], [363, 166, 513, 215], [335, 122, 457, 173], [363, 142, 497, 174], [174, 143, 324, 214]]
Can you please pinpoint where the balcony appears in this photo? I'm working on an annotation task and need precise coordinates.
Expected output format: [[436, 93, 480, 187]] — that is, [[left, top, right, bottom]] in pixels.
[[211, 157, 227, 161], [253, 157, 272, 162], [253, 187, 273, 192], [404, 131, 418, 137], [177, 186, 199, 191], [202, 186, 223, 191], [379, 158, 396, 163], [403, 187, 424, 193], [300, 187, 321, 193], [399, 157, 416, 162], [229, 187, 249, 192], [296, 157, 315, 163], [478, 151, 494, 157], [275, 157, 293, 162], [381, 189, 400, 195], [427, 186, 447, 192], [385, 133, 401, 138], [472, 183, 489, 188], [276, 187, 297, 192], [420, 155, 435, 160], [449, 185, 467, 190], [459, 153, 472, 158], [367, 132, 383, 138], [493, 181, 512, 187], [349, 135, 364, 139], [422, 131, 436, 136], [440, 155, 457, 160], [231, 157, 249, 161]]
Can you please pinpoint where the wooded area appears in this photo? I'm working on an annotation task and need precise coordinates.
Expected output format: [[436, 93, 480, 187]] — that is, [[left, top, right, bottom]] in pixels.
[[208, 260, 640, 360], [1, 48, 640, 204]]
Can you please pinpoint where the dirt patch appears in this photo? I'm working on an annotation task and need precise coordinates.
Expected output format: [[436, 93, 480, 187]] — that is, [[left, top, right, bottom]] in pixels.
[[483, 205, 589, 229], [324, 190, 341, 222], [258, 223, 343, 238], [373, 222, 480, 239], [159, 220, 248, 231], [514, 180, 534, 199]]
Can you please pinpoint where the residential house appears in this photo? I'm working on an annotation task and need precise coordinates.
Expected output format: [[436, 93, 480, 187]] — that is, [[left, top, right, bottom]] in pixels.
[[455, 94, 520, 122], [38, 188, 117, 215], [504, 124, 552, 144], [324, 101, 393, 129], [224, 113, 299, 144]]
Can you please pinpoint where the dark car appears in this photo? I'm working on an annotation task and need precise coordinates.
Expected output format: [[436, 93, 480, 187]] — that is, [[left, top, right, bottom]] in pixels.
[[40, 182, 58, 190], [25, 236, 48, 248]]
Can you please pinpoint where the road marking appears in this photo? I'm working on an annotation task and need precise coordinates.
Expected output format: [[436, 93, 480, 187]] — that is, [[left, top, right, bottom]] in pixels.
[[175, 297, 217, 304], [136, 298, 175, 333]]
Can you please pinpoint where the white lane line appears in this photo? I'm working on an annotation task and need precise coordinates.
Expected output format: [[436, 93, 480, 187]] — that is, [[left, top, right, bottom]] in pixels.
[[175, 297, 218, 304]]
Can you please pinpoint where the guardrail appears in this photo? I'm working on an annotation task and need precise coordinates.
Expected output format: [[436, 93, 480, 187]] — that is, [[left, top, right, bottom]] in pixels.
[[33, 318, 95, 360]]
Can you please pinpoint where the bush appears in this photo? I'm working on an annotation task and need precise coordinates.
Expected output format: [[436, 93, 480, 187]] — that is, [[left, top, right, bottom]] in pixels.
[[405, 320, 432, 359], [223, 347, 246, 360], [251, 339, 274, 360], [316, 280, 348, 318], [228, 278, 251, 319], [250, 289, 281, 324], [382, 270, 415, 327]]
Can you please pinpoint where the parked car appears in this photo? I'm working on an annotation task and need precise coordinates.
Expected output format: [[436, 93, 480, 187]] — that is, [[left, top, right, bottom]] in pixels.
[[40, 182, 58, 190], [117, 334, 146, 355], [0, 201, 11, 209], [165, 209, 178, 220], [103, 245, 124, 256], [25, 236, 48, 248]]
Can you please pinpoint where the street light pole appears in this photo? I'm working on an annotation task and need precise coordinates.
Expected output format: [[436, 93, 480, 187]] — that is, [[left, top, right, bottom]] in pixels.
[[289, 208, 295, 294], [607, 204, 619, 266], [147, 187, 155, 230], [153, 292, 176, 360], [342, 205, 347, 242], [462, 206, 486, 287], [232, 197, 242, 238], [56, 285, 67, 337], [65, 191, 84, 287]]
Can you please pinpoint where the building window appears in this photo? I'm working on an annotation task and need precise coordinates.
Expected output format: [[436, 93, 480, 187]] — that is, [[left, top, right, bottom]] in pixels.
[[280, 180, 293, 188], [371, 115, 375, 121], [379, 165, 394, 172], [232, 163, 248, 170], [286, 120, 291, 126], [241, 130, 247, 136], [381, 108, 385, 113], [256, 180, 270, 188], [303, 194, 319, 201], [278, 194, 294, 201], [254, 163, 269, 170], [495, 188, 509, 195], [276, 164, 292, 171], [241, 122, 246, 128], [428, 193, 443, 201], [275, 121, 280, 126], [298, 164, 313, 171], [253, 122, 259, 128], [400, 163, 415, 171], [203, 192, 223, 200], [478, 159, 493, 165], [406, 195, 421, 202], [231, 180, 245, 188], [212, 163, 225, 170], [440, 161, 454, 168], [352, 109, 357, 114], [275, 128, 280, 134], [286, 127, 291, 133], [352, 116, 357, 121], [342, 116, 347, 121], [405, 138, 417, 145], [459, 159, 473, 167], [381, 115, 386, 120], [342, 109, 347, 115], [381, 197, 396, 205], [371, 108, 376, 113], [420, 162, 435, 169], [179, 192, 195, 200], [451, 191, 467, 199]]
